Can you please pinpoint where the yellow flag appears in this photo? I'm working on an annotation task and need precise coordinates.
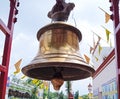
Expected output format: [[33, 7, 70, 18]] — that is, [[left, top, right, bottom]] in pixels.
[[105, 12, 111, 23], [105, 29, 111, 43], [88, 93, 93, 98], [95, 56, 98, 61], [39, 83, 44, 89], [32, 79, 39, 84], [21, 75, 26, 79], [98, 45, 102, 55], [101, 26, 111, 43], [43, 81, 48, 86], [14, 59, 22, 74], [84, 54, 90, 64], [99, 7, 111, 23], [109, 39, 112, 47], [93, 33, 95, 47], [43, 81, 49, 90], [79, 97, 83, 99]]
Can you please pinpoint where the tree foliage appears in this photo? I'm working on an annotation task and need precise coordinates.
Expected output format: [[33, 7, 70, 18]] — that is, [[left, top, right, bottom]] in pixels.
[[58, 91, 64, 99], [81, 94, 89, 99], [74, 91, 79, 99], [48, 91, 67, 99]]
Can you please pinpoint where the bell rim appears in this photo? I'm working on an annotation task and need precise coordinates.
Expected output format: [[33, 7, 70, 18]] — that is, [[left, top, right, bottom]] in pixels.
[[22, 62, 95, 81]]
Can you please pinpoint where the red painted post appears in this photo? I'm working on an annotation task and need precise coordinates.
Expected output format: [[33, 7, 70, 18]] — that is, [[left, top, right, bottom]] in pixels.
[[0, 0, 19, 98], [111, 0, 120, 98]]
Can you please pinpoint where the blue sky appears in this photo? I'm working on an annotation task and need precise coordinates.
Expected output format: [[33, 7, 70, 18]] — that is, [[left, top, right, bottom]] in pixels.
[[0, 0, 114, 95]]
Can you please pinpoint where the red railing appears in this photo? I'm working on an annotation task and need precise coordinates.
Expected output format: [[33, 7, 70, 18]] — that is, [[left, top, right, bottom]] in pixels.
[[0, 0, 19, 99], [110, 0, 120, 98]]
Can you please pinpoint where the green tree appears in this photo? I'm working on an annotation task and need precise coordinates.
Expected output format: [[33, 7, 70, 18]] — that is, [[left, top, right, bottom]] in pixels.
[[30, 87, 38, 99], [81, 95, 89, 99], [58, 91, 64, 99], [48, 92, 59, 99], [43, 89, 48, 99], [74, 91, 79, 99]]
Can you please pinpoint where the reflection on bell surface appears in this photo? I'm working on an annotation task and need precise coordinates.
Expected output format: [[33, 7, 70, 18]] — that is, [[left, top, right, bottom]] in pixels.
[[22, 22, 95, 82]]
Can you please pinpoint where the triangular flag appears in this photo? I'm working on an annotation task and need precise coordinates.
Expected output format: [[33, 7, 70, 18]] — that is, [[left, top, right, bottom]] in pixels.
[[32, 79, 39, 84], [105, 28, 111, 43], [43, 81, 48, 86], [91, 31, 102, 53], [101, 26, 111, 43], [90, 46, 94, 54], [21, 75, 26, 79], [109, 39, 112, 47], [93, 33, 95, 48], [99, 7, 111, 23], [95, 56, 98, 62], [39, 83, 44, 89], [98, 35, 101, 42], [93, 31, 101, 43], [98, 44, 102, 55], [105, 12, 111, 23], [43, 81, 49, 90], [84, 54, 90, 64], [14, 59, 22, 74]]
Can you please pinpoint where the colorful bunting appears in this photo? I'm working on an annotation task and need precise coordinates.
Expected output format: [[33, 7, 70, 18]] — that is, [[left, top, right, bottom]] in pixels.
[[14, 59, 22, 74], [92, 28, 113, 48]]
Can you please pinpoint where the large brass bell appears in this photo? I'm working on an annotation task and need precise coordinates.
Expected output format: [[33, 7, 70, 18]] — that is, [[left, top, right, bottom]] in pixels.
[[22, 22, 95, 90]]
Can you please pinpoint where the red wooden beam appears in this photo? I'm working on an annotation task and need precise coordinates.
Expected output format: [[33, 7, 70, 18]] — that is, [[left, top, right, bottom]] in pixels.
[[115, 33, 120, 99], [111, 0, 120, 98], [0, 65, 7, 72], [111, 0, 119, 28], [0, 19, 10, 35], [0, 0, 19, 99], [115, 23, 120, 36]]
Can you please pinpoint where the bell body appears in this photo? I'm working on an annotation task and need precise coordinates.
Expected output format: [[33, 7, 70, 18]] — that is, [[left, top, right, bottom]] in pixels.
[[22, 22, 95, 81]]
